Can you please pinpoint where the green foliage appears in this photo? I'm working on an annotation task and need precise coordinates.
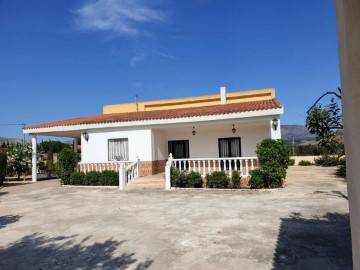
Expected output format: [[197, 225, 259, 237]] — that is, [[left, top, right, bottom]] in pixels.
[[206, 171, 230, 189], [288, 159, 295, 166], [186, 171, 203, 188], [306, 98, 343, 154], [46, 150, 56, 178], [38, 140, 70, 153], [314, 155, 340, 167], [171, 168, 203, 188], [84, 171, 101, 186], [249, 168, 265, 189], [256, 139, 290, 188], [99, 170, 118, 186], [171, 168, 188, 188], [70, 172, 85, 185], [231, 170, 241, 189], [56, 148, 79, 184], [6, 143, 32, 180], [0, 151, 7, 186], [298, 160, 313, 166], [336, 158, 346, 178]]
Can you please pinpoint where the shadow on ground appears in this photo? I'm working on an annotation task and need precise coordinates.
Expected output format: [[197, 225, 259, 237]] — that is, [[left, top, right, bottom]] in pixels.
[[0, 215, 21, 229], [272, 212, 352, 269], [0, 233, 153, 270], [313, 190, 348, 200]]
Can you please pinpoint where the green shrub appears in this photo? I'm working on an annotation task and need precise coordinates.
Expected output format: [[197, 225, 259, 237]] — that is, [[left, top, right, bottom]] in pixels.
[[171, 168, 188, 188], [249, 168, 265, 189], [84, 171, 101, 186], [56, 148, 79, 184], [288, 159, 295, 166], [314, 155, 340, 167], [256, 139, 290, 188], [231, 170, 241, 189], [99, 170, 118, 186], [336, 158, 346, 178], [46, 150, 56, 178], [70, 172, 85, 185], [206, 171, 230, 189], [0, 151, 7, 186], [186, 171, 203, 188], [298, 160, 313, 166]]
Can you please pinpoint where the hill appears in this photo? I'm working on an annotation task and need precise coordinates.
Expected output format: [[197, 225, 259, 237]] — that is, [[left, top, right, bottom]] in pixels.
[[281, 125, 316, 144]]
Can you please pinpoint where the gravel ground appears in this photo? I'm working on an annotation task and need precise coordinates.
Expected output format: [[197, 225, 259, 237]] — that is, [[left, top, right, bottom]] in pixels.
[[0, 166, 352, 270]]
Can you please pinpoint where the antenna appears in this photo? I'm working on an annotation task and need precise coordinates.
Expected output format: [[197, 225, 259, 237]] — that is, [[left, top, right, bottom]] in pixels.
[[135, 94, 140, 112]]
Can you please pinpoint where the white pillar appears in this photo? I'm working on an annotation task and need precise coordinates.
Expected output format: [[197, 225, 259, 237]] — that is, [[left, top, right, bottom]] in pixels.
[[73, 138, 78, 153], [31, 135, 37, 182], [270, 118, 281, 139], [336, 1, 360, 268], [119, 164, 126, 190], [165, 153, 173, 190]]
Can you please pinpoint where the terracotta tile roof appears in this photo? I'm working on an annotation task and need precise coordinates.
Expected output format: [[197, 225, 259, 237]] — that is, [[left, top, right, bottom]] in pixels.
[[24, 98, 282, 130]]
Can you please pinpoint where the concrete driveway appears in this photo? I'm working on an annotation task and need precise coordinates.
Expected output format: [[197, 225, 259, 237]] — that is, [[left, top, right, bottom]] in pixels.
[[0, 167, 351, 269]]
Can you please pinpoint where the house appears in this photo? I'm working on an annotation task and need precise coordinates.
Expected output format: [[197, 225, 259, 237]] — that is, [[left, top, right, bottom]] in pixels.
[[23, 87, 283, 188]]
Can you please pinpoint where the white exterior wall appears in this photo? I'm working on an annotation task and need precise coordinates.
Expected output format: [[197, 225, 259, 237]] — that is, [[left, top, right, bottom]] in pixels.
[[151, 129, 167, 161], [81, 127, 152, 163], [164, 123, 270, 158]]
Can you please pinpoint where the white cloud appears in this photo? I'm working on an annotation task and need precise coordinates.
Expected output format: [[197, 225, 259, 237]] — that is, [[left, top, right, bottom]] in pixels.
[[75, 0, 166, 36], [130, 49, 176, 67]]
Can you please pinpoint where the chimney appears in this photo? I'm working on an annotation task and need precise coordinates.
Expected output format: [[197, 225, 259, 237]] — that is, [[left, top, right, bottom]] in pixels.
[[220, 87, 226, 104]]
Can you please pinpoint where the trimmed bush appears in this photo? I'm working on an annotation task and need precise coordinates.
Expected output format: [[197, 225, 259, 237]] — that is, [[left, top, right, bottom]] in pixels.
[[99, 170, 118, 186], [336, 158, 346, 178], [84, 171, 101, 186], [186, 171, 203, 188], [314, 155, 340, 167], [56, 148, 80, 184], [298, 160, 313, 166], [249, 168, 265, 189], [70, 172, 85, 185], [256, 139, 290, 188], [288, 159, 295, 166], [0, 151, 7, 186], [206, 171, 230, 189], [171, 168, 188, 188], [231, 170, 241, 189]]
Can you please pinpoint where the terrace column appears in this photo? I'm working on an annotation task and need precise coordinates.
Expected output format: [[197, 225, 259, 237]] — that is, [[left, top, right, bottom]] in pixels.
[[270, 118, 281, 139], [31, 135, 37, 182], [336, 0, 360, 268]]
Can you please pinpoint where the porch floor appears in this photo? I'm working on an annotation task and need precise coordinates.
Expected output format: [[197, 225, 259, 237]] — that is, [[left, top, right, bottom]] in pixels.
[[126, 173, 165, 190]]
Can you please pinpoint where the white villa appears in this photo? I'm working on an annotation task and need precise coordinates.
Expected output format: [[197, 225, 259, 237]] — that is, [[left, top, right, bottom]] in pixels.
[[23, 87, 283, 189]]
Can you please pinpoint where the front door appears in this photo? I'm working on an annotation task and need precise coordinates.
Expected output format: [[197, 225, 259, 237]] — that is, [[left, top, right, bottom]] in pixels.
[[218, 137, 241, 169]]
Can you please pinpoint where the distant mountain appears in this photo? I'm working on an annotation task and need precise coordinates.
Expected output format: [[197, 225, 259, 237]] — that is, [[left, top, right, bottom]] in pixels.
[[281, 125, 316, 144], [0, 137, 25, 144]]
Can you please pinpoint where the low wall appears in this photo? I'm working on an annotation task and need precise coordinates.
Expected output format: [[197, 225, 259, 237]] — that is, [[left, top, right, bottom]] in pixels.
[[291, 156, 320, 165]]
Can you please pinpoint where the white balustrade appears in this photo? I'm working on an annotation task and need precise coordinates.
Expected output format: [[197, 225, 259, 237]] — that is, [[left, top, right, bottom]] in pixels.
[[170, 157, 258, 178]]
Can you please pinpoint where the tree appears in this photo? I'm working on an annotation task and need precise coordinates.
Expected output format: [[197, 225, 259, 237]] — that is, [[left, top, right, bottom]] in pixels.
[[306, 93, 343, 155], [6, 143, 32, 180], [46, 149, 56, 178]]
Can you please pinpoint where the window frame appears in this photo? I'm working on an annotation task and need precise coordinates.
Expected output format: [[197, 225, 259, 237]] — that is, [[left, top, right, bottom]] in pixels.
[[108, 138, 129, 161]]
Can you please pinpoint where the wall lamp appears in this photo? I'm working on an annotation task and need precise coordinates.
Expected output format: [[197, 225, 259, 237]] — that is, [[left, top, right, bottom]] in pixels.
[[192, 127, 196, 136], [232, 124, 236, 134], [82, 131, 89, 142], [272, 117, 279, 131]]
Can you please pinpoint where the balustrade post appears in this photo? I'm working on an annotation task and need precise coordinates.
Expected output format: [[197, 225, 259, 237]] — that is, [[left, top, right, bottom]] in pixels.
[[119, 164, 126, 190], [245, 159, 249, 176], [136, 156, 140, 178]]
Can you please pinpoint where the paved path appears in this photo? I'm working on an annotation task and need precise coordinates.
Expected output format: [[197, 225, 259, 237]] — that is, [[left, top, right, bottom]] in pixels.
[[0, 166, 352, 269], [0, 178, 60, 195]]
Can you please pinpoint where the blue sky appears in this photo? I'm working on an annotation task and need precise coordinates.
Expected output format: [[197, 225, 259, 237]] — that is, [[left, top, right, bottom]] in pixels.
[[0, 0, 340, 139]]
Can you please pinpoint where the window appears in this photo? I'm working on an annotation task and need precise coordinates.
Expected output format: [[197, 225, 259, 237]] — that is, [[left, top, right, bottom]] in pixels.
[[168, 140, 190, 159], [218, 137, 241, 158], [108, 138, 129, 161]]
